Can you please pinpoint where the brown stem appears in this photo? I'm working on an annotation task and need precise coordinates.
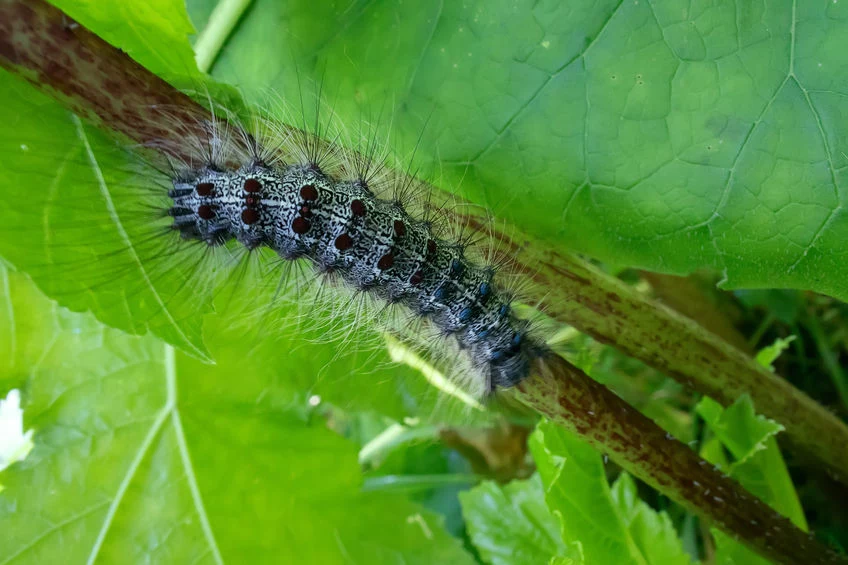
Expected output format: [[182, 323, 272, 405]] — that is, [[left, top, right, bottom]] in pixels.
[[444, 204, 848, 483], [506, 235, 848, 483], [639, 271, 752, 354], [0, 2, 846, 554], [0, 0, 206, 161], [516, 355, 845, 565]]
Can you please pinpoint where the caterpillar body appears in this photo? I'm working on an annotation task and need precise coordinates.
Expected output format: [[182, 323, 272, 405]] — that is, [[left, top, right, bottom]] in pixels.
[[166, 121, 547, 394]]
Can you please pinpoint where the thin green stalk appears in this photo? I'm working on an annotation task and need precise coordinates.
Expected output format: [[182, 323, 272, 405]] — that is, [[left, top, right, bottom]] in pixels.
[[358, 422, 441, 466], [749, 312, 776, 349], [194, 0, 253, 73]]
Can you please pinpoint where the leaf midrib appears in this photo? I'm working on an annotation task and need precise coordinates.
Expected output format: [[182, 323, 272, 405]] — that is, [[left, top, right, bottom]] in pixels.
[[84, 344, 224, 565]]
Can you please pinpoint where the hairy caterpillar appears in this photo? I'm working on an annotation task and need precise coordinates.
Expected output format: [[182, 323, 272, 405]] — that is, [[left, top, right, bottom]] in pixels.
[[0, 0, 551, 402], [1, 71, 550, 401], [163, 104, 548, 395]]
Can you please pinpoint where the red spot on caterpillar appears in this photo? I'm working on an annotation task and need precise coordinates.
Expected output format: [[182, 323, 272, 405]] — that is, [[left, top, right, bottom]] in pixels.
[[244, 178, 262, 193], [427, 239, 437, 256], [299, 205, 312, 218], [377, 252, 394, 270], [241, 208, 259, 224], [197, 204, 214, 220], [351, 199, 366, 217], [245, 195, 259, 207], [334, 233, 353, 251], [292, 216, 310, 234], [196, 182, 214, 196], [300, 184, 318, 201], [410, 270, 424, 285], [393, 220, 406, 237]]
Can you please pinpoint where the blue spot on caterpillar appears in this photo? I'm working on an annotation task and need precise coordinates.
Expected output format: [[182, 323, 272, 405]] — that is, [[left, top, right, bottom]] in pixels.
[[169, 153, 547, 392]]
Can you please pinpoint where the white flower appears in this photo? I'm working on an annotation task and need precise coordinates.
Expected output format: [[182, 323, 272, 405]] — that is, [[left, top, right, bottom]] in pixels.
[[0, 389, 34, 478]]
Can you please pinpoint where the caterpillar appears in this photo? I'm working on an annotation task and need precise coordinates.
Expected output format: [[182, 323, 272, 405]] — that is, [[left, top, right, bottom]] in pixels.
[[1, 66, 549, 401], [161, 101, 548, 397], [0, 0, 552, 402]]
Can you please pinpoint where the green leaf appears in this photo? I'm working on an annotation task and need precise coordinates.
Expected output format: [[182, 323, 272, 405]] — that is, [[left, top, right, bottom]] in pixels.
[[19, 0, 848, 332], [19, 0, 848, 300], [0, 74, 212, 360], [755, 336, 797, 372], [185, 0, 848, 301], [7, 0, 848, 338], [0, 266, 475, 564], [610, 474, 693, 565], [697, 395, 807, 565], [695, 395, 784, 468], [459, 474, 582, 565], [528, 420, 691, 565]]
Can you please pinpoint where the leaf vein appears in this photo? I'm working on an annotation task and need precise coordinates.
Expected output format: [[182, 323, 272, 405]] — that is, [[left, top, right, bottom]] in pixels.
[[73, 115, 205, 358]]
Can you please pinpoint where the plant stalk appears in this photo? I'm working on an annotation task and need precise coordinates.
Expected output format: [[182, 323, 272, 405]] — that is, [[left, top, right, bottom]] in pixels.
[[504, 232, 848, 483], [193, 0, 252, 73], [516, 355, 845, 565]]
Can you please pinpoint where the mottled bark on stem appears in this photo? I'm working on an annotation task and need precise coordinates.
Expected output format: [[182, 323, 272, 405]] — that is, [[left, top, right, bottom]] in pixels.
[[515, 355, 845, 565]]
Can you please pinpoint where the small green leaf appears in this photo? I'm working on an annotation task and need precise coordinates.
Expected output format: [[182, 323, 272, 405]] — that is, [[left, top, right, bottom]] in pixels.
[[698, 395, 807, 565], [610, 474, 692, 565], [696, 395, 784, 467], [460, 474, 580, 565], [755, 336, 797, 372], [530, 420, 644, 565], [529, 420, 691, 565]]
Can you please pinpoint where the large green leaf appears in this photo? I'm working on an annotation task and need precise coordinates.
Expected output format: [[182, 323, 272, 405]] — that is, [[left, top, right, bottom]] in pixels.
[[187, 0, 848, 301], [4, 0, 846, 325], [0, 265, 474, 564], [11, 0, 846, 319]]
